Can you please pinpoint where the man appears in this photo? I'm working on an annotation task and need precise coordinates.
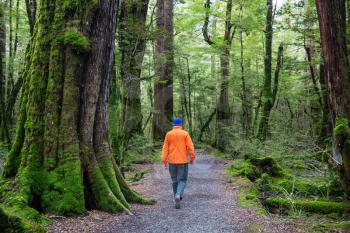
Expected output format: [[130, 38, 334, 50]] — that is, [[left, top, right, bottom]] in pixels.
[[162, 118, 195, 209]]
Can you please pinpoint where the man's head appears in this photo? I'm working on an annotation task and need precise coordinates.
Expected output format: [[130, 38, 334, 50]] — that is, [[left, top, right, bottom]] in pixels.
[[173, 118, 183, 126]]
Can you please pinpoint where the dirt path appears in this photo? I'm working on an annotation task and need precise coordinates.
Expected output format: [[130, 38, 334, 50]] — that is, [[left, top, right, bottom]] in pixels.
[[48, 150, 304, 233]]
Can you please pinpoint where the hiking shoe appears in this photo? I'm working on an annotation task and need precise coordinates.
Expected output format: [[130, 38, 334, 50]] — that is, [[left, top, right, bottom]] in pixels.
[[175, 195, 181, 209]]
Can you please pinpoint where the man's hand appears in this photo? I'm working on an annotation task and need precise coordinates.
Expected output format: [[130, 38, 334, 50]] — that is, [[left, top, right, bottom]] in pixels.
[[163, 163, 168, 170], [190, 160, 194, 165]]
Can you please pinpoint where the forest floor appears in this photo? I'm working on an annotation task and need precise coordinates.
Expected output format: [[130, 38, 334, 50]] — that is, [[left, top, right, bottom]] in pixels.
[[47, 149, 305, 233]]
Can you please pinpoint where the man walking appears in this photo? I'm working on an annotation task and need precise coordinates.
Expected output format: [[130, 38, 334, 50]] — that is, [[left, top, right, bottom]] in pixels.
[[162, 118, 195, 209]]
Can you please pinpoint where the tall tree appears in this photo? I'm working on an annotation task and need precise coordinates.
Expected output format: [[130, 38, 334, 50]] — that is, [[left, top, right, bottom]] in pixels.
[[316, 0, 350, 195], [153, 0, 174, 141], [257, 0, 284, 140], [239, 3, 252, 139], [203, 0, 235, 151], [1, 0, 152, 227], [119, 0, 149, 146], [0, 1, 9, 142]]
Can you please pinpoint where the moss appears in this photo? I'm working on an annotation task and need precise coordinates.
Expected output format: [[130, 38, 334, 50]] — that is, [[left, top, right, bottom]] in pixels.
[[249, 157, 285, 177], [316, 221, 350, 232], [229, 157, 285, 181], [87, 163, 128, 213], [0, 206, 25, 233], [237, 186, 265, 213], [41, 157, 85, 215], [334, 117, 350, 139], [58, 30, 90, 52], [265, 197, 348, 214], [228, 160, 256, 180], [0, 183, 51, 233]]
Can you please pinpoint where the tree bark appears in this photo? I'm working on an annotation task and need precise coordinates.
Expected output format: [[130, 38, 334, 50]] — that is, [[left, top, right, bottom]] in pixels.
[[316, 0, 350, 195], [1, 0, 152, 226], [153, 0, 174, 140], [119, 0, 149, 146]]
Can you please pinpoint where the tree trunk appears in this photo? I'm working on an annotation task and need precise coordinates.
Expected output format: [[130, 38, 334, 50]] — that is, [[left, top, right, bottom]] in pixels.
[[257, 0, 274, 140], [203, 0, 234, 151], [25, 0, 37, 35], [240, 26, 252, 139], [198, 109, 216, 142], [186, 57, 193, 136], [1, 0, 152, 227], [153, 0, 174, 141], [0, 1, 9, 143], [316, 0, 350, 195], [119, 0, 149, 146]]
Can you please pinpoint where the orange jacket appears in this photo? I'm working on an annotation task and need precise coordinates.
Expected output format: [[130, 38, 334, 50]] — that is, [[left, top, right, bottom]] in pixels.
[[161, 126, 195, 164]]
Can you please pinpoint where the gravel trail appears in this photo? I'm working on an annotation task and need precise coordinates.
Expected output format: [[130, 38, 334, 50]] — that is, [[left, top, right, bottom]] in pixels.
[[48, 150, 304, 233]]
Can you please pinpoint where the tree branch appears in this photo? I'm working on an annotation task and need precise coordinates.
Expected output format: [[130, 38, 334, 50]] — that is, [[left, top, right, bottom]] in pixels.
[[202, 0, 214, 45]]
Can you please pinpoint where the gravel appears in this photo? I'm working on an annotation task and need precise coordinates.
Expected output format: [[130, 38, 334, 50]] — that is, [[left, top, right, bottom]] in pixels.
[[48, 150, 304, 233]]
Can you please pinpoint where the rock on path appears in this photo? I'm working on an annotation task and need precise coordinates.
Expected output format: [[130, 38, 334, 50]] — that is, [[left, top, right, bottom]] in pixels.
[[48, 150, 304, 233]]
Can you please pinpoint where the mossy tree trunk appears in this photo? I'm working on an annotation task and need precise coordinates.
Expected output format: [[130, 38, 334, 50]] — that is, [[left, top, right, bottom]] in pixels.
[[153, 0, 174, 141], [257, 0, 273, 141], [203, 0, 235, 152], [316, 0, 350, 196], [119, 0, 149, 147], [257, 0, 284, 141], [2, 0, 152, 219]]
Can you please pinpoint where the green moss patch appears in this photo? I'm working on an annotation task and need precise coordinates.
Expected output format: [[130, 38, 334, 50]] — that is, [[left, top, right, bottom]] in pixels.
[[265, 197, 348, 214], [316, 221, 350, 232], [228, 157, 285, 181], [58, 30, 90, 52]]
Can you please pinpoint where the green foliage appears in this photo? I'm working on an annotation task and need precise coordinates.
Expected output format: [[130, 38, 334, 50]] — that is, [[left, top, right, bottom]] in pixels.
[[58, 30, 90, 52]]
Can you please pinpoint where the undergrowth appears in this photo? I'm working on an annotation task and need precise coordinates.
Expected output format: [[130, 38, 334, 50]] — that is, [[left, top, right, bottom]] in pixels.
[[226, 132, 350, 233]]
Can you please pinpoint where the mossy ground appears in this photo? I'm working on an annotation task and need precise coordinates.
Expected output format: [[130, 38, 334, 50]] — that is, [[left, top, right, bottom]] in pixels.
[[226, 134, 349, 232]]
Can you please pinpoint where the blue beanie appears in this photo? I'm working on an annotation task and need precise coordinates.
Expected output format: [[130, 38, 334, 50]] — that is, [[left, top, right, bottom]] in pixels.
[[173, 118, 183, 126]]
